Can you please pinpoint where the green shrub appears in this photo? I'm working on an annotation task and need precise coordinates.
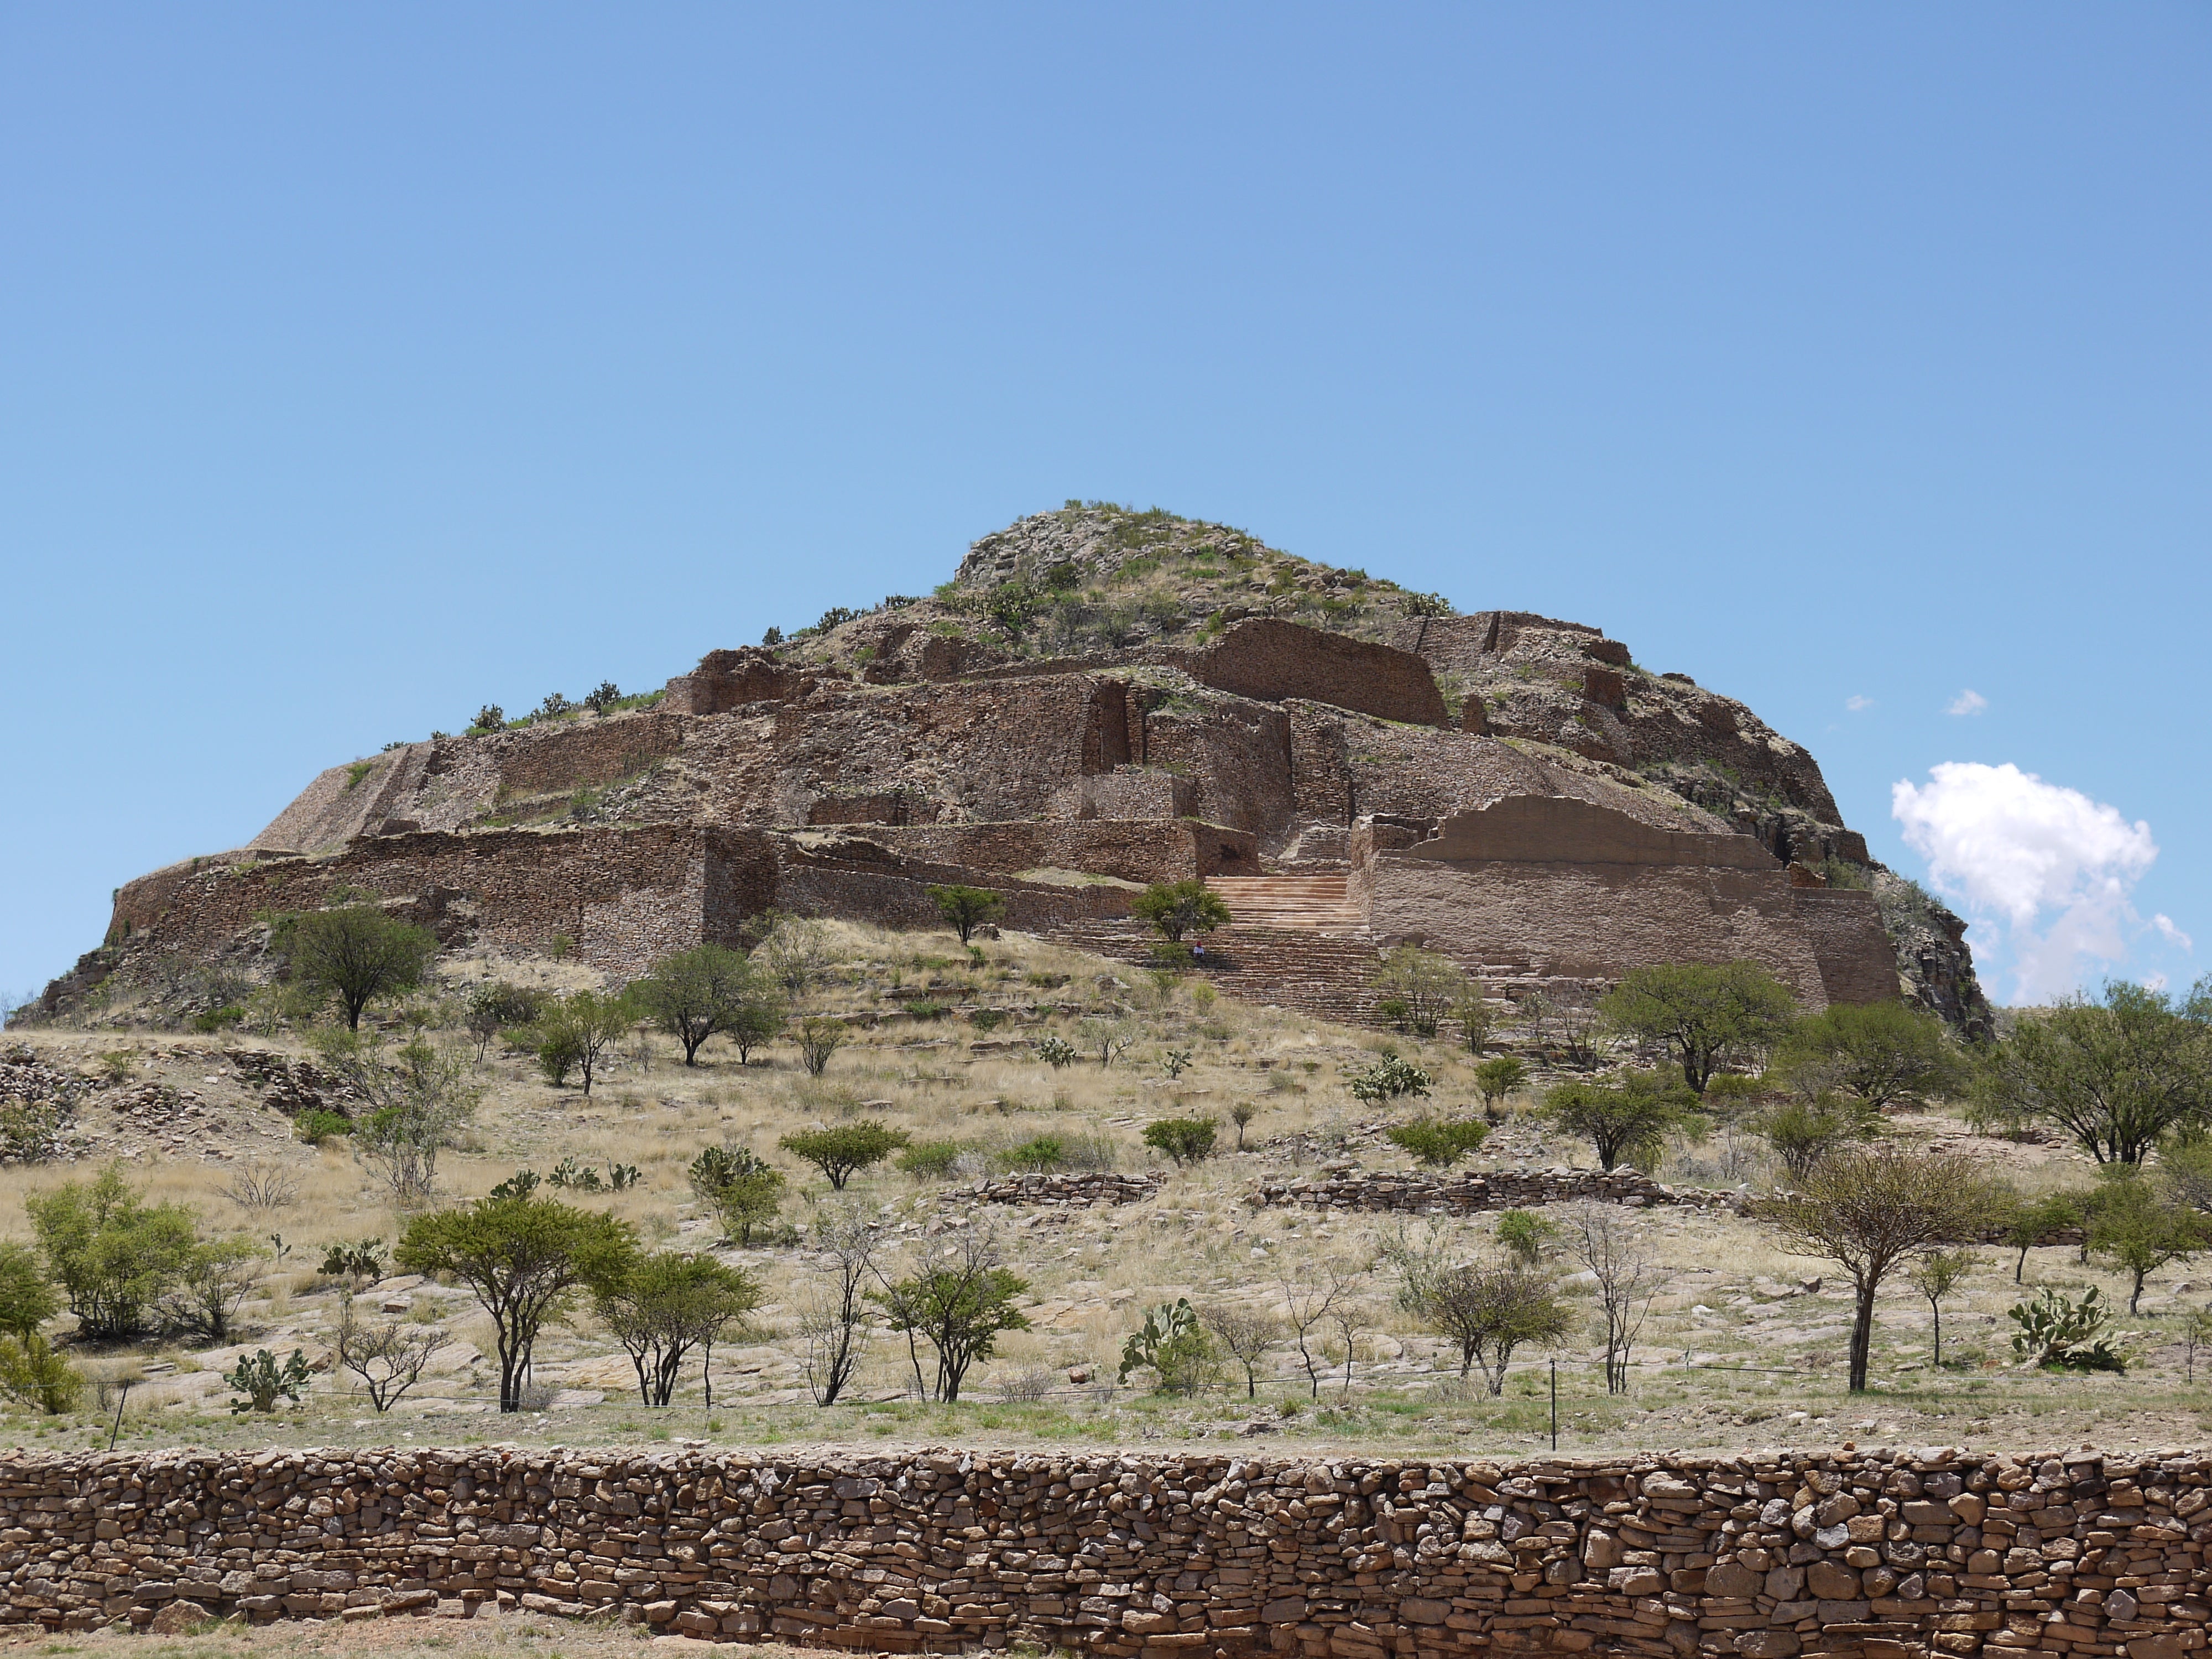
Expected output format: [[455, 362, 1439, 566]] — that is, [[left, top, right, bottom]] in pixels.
[[294, 1109, 354, 1145], [1142, 1117, 1218, 1166], [779, 1125, 910, 1190], [687, 1146, 786, 1242], [1474, 1056, 1526, 1119], [1033, 1036, 1078, 1068], [1385, 1118, 1489, 1168], [1129, 880, 1231, 943], [796, 1018, 847, 1078], [906, 1000, 948, 1021], [895, 1140, 965, 1181], [1495, 1209, 1559, 1266], [190, 1005, 246, 1034], [969, 1009, 1007, 1034], [25, 1165, 200, 1340], [0, 1335, 82, 1415], [1000, 1135, 1066, 1173]]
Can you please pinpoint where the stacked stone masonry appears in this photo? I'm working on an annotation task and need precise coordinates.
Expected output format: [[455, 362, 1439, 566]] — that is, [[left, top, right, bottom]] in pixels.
[[971, 1172, 1166, 1207], [1247, 1168, 1734, 1215], [53, 603, 1940, 1027], [4, 1446, 2207, 1657]]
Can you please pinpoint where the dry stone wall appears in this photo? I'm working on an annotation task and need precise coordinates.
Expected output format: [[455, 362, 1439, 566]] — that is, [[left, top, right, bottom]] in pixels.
[[972, 1171, 1165, 1207], [4, 1444, 2208, 1657], [1248, 1168, 1731, 1215]]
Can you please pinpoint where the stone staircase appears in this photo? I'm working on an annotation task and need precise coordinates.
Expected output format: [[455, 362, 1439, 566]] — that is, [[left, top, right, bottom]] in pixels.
[[1202, 874, 1366, 933]]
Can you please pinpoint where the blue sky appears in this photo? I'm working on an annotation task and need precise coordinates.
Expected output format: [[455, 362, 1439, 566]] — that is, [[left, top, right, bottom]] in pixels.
[[3, 6, 2206, 1008]]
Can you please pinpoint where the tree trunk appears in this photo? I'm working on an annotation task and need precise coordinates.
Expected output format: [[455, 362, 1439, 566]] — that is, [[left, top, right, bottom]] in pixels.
[[1848, 1282, 1876, 1392]]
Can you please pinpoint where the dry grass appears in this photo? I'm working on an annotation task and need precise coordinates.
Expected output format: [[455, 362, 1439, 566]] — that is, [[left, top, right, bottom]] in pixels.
[[6, 921, 2208, 1463]]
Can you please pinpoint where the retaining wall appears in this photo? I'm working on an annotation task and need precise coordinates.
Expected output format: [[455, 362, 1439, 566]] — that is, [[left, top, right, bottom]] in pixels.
[[1248, 1168, 1731, 1214], [4, 1445, 2208, 1656]]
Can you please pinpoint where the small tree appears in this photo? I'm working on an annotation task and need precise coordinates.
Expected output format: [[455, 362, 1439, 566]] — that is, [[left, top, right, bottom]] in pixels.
[[726, 992, 787, 1064], [592, 1252, 761, 1407], [1495, 1209, 1559, 1266], [633, 946, 759, 1066], [1973, 977, 2212, 1166], [1563, 1201, 1661, 1395], [796, 1017, 847, 1077], [159, 1235, 265, 1342], [335, 1290, 452, 1412], [395, 1196, 638, 1413], [780, 1124, 910, 1190], [464, 982, 546, 1062], [0, 1241, 59, 1339], [1455, 987, 1494, 1055], [0, 1336, 81, 1415], [273, 905, 439, 1030], [1775, 1001, 1965, 1111], [1474, 1056, 1525, 1120], [1412, 1264, 1572, 1394], [1229, 1101, 1260, 1150], [1200, 1302, 1282, 1398], [1545, 1068, 1694, 1171], [1599, 961, 1798, 1094], [2088, 1175, 2211, 1313], [1142, 1117, 1218, 1165], [1079, 1019, 1139, 1067], [1908, 1248, 1976, 1367], [873, 1230, 1030, 1401], [536, 990, 634, 1097], [800, 1205, 878, 1407], [1997, 1188, 2083, 1282], [1276, 1262, 1354, 1399], [1385, 1119, 1489, 1168], [1368, 947, 1467, 1039], [1755, 1093, 1883, 1180], [752, 913, 833, 999], [1760, 1149, 1987, 1391], [930, 885, 1006, 947], [1129, 880, 1232, 943], [2181, 1303, 2212, 1383], [25, 1165, 199, 1340], [313, 1030, 483, 1203], [690, 1144, 787, 1242]]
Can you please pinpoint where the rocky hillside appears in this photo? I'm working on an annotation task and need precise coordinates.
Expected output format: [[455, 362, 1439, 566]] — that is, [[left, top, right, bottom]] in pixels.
[[771, 504, 1989, 1031], [20, 504, 1989, 1036]]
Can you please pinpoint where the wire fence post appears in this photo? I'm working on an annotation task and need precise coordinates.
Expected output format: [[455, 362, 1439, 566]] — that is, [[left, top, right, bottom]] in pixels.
[[1549, 1360, 1558, 1452]]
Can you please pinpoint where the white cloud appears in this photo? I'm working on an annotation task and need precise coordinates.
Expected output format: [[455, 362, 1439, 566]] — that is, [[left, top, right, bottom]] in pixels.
[[1946, 689, 1989, 717], [1845, 695, 1873, 712], [2155, 913, 2194, 951], [1891, 761, 2157, 1001], [2143, 972, 2170, 992]]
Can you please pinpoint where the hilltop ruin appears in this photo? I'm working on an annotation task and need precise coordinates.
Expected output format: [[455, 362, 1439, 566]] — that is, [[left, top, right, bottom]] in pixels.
[[27, 505, 1988, 1032]]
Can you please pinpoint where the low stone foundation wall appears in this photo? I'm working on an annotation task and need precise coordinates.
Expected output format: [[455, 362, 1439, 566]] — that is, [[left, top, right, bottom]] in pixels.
[[972, 1172, 1165, 1207], [1247, 1167, 1732, 1214], [3, 1446, 2206, 1656]]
